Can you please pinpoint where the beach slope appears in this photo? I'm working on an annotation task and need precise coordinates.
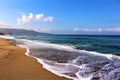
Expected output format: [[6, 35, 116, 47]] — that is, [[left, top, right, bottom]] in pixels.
[[0, 38, 71, 80]]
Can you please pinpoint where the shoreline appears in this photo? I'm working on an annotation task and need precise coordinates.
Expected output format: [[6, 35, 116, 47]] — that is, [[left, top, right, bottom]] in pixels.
[[18, 44, 77, 80], [1, 35, 120, 80], [0, 38, 71, 80]]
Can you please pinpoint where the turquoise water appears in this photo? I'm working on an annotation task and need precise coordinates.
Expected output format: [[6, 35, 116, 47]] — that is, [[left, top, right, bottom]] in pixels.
[[14, 34, 120, 55], [11, 34, 120, 80]]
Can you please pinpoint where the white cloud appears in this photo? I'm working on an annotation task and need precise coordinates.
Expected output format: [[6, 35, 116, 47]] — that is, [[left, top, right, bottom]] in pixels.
[[0, 22, 15, 28], [73, 27, 103, 32], [35, 14, 44, 20], [28, 13, 34, 21], [17, 13, 54, 25], [73, 27, 120, 32], [84, 29, 91, 32], [98, 28, 102, 32], [44, 17, 54, 22], [73, 28, 80, 31], [17, 14, 28, 25], [105, 27, 120, 32]]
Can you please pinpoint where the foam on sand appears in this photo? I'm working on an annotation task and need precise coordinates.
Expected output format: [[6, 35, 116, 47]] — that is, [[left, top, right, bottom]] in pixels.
[[0, 35, 14, 39], [1, 35, 120, 80], [13, 38, 120, 80], [0, 36, 71, 80]]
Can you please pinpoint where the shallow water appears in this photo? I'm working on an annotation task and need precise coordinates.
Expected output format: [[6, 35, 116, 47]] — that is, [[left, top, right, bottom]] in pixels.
[[2, 35, 120, 80], [13, 38, 120, 80], [14, 35, 120, 55]]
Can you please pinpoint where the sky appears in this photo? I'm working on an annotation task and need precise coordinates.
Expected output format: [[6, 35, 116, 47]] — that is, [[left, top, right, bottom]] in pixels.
[[0, 0, 120, 34]]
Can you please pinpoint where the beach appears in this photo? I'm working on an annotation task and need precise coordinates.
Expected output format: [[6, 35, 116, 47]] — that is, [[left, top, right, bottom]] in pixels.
[[0, 38, 71, 80]]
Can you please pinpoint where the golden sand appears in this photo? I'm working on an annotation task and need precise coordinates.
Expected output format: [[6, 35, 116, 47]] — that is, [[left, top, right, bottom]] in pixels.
[[0, 38, 71, 80]]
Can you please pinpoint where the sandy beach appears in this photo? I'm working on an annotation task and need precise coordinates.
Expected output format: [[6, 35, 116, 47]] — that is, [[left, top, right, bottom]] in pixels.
[[0, 38, 71, 80]]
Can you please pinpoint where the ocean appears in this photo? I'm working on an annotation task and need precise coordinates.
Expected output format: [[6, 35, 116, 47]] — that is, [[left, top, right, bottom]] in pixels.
[[3, 34, 120, 80]]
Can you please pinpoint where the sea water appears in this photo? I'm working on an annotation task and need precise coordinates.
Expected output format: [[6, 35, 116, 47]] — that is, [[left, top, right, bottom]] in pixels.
[[4, 34, 120, 80]]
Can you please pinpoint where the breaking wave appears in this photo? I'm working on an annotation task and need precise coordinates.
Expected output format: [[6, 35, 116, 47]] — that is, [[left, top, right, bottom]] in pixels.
[[1, 35, 120, 80], [14, 38, 120, 80]]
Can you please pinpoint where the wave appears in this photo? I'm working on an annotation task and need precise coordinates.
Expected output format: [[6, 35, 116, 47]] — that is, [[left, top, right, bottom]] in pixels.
[[14, 38, 120, 80], [1, 35, 120, 80], [1, 35, 120, 60], [17, 42, 78, 80], [0, 35, 15, 39], [15, 38, 120, 60]]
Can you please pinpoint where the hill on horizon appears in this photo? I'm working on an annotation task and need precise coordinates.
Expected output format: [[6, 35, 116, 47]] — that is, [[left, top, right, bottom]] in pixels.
[[0, 28, 51, 35]]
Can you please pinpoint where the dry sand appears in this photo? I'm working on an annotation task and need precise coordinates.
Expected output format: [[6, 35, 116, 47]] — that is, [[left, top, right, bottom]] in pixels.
[[0, 38, 71, 80]]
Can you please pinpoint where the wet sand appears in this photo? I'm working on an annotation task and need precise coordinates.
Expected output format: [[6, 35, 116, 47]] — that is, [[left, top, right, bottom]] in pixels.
[[0, 38, 71, 80]]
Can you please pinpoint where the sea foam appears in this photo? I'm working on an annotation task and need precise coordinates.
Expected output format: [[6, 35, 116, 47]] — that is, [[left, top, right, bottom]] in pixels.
[[0, 35, 14, 39], [13, 38, 120, 80], [1, 35, 120, 80]]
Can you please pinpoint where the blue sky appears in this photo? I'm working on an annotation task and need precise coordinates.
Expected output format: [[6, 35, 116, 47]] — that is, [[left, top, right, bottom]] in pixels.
[[0, 0, 120, 34]]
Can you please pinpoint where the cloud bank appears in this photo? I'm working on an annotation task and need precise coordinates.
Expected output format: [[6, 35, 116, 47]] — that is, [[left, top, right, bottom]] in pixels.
[[73, 27, 120, 32], [17, 13, 54, 25], [0, 22, 15, 28]]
